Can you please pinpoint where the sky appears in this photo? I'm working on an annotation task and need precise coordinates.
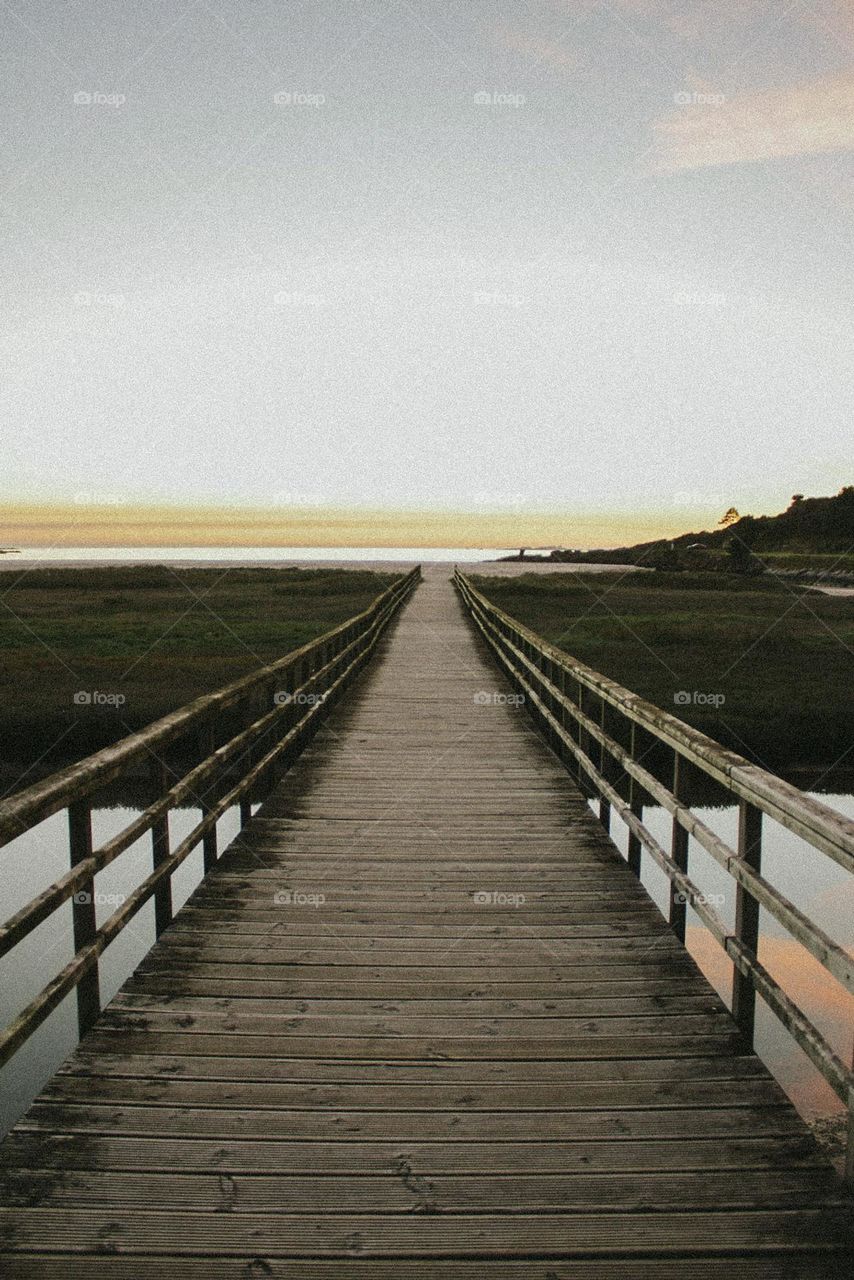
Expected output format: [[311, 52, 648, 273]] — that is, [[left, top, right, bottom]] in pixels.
[[2, 0, 853, 546]]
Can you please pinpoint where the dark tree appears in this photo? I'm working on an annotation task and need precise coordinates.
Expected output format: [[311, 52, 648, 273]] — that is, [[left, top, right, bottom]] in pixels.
[[726, 515, 760, 574]]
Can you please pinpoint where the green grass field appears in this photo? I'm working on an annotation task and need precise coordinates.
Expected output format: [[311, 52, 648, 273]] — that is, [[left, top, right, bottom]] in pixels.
[[0, 566, 397, 774], [758, 551, 854, 572], [470, 571, 854, 773]]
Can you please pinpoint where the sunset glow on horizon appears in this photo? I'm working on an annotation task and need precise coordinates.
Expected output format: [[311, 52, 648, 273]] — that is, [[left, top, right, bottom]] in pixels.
[[0, 501, 705, 551]]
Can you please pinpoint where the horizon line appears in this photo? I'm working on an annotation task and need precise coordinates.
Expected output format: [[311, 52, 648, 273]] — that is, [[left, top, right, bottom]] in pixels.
[[0, 499, 730, 552]]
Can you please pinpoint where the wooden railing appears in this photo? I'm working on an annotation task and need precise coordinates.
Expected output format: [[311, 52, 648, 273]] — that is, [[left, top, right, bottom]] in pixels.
[[0, 567, 420, 1066], [455, 569, 854, 1185]]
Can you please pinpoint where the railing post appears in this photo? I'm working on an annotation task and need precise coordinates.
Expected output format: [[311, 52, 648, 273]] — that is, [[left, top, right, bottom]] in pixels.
[[598, 698, 611, 832], [627, 720, 643, 876], [542, 655, 557, 751], [68, 801, 101, 1036], [732, 799, 763, 1045], [556, 663, 572, 774], [551, 658, 562, 752], [291, 655, 306, 706], [149, 759, 173, 936], [563, 671, 581, 784], [200, 720, 217, 873], [668, 752, 690, 942], [576, 680, 592, 798]]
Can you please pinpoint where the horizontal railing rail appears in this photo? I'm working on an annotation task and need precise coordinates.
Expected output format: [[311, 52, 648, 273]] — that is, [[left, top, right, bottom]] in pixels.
[[0, 567, 420, 1066], [454, 569, 854, 1186]]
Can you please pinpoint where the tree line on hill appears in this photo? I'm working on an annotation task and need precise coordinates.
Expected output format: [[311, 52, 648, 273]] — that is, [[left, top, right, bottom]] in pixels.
[[543, 486, 854, 574]]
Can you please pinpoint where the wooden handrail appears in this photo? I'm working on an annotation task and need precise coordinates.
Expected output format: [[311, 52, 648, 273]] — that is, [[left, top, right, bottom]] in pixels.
[[455, 569, 854, 1187], [455, 572, 854, 872], [0, 567, 420, 1067], [0, 568, 420, 847]]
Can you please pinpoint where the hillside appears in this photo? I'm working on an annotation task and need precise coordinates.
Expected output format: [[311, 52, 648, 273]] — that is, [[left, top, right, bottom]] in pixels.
[[557, 486, 854, 566]]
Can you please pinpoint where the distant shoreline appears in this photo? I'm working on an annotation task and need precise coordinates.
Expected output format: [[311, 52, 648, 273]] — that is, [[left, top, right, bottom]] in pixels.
[[0, 545, 512, 569]]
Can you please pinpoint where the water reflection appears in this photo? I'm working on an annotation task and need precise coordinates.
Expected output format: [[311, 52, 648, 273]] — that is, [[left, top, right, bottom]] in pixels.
[[0, 801, 243, 1135], [602, 786, 854, 1125]]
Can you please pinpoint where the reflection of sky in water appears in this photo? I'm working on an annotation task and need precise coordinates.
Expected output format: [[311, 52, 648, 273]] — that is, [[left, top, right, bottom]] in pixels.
[[606, 794, 854, 1121], [0, 804, 242, 1135], [1, 794, 852, 1135]]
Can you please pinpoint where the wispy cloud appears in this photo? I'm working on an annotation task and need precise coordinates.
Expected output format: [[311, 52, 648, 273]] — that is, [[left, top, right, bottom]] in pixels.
[[495, 22, 582, 71], [651, 71, 854, 172]]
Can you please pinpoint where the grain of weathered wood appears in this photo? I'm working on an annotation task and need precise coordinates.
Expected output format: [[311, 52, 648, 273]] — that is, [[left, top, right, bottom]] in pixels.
[[0, 1167, 842, 1212], [54, 1051, 770, 1084], [37, 1074, 785, 1111], [2, 1206, 852, 1257], [35, 1029, 751, 1060], [15, 1103, 804, 1141], [0, 566, 850, 1276], [0, 1260, 846, 1280], [0, 1130, 829, 1174], [108, 992, 726, 1015]]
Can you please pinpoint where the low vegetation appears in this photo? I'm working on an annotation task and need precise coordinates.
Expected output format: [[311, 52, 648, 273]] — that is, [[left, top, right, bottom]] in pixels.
[[0, 566, 397, 777], [470, 570, 854, 775]]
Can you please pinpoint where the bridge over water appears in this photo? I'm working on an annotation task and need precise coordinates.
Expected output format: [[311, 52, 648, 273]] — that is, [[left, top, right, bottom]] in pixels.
[[0, 565, 852, 1276]]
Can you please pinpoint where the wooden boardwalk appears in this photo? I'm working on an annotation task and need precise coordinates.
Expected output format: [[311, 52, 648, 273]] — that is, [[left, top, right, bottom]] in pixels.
[[1, 568, 851, 1276]]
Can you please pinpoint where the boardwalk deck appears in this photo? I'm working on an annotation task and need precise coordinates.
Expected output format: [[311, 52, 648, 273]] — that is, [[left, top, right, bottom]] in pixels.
[[1, 567, 852, 1276]]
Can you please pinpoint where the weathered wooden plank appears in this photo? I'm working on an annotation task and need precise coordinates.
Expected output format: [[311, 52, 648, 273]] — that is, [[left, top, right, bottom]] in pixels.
[[68, 1030, 747, 1059], [150, 926, 676, 947], [0, 1207, 850, 1257], [120, 976, 714, 999], [15, 1103, 803, 1141], [40, 1075, 781, 1113], [128, 964, 709, 986], [0, 1258, 845, 1280], [91, 1006, 735, 1036], [53, 1052, 772, 1085], [0, 1132, 828, 1175], [109, 993, 726, 1017], [130, 961, 708, 983], [1, 1167, 840, 1213], [136, 946, 691, 968]]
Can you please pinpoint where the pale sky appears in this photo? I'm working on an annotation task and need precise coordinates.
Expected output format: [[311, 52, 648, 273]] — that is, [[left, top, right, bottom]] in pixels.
[[2, 1, 853, 540]]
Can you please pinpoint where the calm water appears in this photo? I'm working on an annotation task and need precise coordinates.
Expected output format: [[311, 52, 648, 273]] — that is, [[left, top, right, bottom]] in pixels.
[[0, 802, 245, 1135], [1, 546, 514, 565], [605, 790, 854, 1125], [1, 789, 852, 1136]]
